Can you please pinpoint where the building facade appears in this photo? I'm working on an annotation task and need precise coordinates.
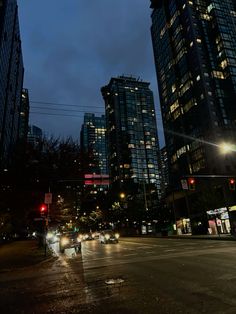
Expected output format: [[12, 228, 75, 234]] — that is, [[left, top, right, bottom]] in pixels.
[[160, 146, 169, 197], [80, 113, 108, 175], [18, 88, 29, 142], [27, 125, 42, 148], [150, 0, 236, 234], [101, 76, 161, 198], [0, 0, 24, 169]]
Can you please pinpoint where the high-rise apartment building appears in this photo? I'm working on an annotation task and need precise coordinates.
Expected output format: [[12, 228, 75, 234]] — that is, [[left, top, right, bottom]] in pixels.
[[101, 76, 161, 197], [160, 146, 169, 197], [0, 0, 24, 169], [80, 113, 108, 175], [27, 125, 42, 148], [151, 0, 236, 181], [150, 0, 236, 233]]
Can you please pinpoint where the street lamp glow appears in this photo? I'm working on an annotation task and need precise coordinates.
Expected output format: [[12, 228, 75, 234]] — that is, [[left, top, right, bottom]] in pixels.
[[219, 142, 234, 154], [120, 192, 125, 199]]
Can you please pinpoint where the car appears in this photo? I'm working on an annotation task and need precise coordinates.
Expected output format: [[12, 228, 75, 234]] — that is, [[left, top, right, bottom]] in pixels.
[[59, 232, 82, 253], [82, 232, 96, 241], [99, 230, 119, 244]]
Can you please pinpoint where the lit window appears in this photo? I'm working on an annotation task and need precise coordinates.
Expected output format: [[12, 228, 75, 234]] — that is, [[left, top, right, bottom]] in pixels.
[[220, 59, 228, 69], [212, 71, 225, 79], [170, 100, 179, 113]]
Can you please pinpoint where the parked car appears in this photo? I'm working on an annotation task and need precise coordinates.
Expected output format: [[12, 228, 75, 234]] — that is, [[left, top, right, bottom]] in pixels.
[[59, 232, 81, 253], [99, 230, 119, 244]]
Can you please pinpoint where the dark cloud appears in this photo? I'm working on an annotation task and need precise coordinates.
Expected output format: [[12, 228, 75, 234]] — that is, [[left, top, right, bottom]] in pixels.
[[18, 0, 164, 146]]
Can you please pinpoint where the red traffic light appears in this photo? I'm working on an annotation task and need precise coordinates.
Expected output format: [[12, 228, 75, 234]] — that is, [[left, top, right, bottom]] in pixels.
[[40, 204, 47, 213], [188, 178, 196, 190], [229, 178, 235, 190]]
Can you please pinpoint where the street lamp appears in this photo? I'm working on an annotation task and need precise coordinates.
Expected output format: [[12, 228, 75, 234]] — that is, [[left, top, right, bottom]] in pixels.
[[120, 192, 125, 199], [219, 142, 235, 154]]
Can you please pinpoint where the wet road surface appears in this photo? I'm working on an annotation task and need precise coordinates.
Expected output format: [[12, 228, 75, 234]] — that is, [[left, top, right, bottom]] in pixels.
[[1, 238, 236, 313]]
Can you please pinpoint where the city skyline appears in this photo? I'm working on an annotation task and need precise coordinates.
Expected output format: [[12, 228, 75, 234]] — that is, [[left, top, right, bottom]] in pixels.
[[18, 0, 165, 147]]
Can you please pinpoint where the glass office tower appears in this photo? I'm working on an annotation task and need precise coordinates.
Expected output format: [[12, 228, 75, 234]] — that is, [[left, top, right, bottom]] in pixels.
[[80, 113, 108, 175], [101, 76, 161, 197], [0, 0, 24, 169], [150, 0, 236, 233], [151, 0, 236, 183]]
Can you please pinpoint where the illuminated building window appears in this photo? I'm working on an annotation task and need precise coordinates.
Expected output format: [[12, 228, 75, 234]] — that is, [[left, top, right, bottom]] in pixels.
[[200, 14, 211, 21], [212, 71, 225, 79], [124, 164, 130, 169], [170, 100, 179, 113], [220, 59, 228, 69]]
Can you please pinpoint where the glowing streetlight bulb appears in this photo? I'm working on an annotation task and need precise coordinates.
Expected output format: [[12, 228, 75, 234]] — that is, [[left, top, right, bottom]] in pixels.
[[120, 192, 125, 199], [219, 142, 234, 154]]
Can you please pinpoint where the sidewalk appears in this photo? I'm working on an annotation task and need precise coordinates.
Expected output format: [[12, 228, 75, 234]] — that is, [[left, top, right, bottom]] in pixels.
[[158, 233, 236, 241], [0, 239, 54, 272]]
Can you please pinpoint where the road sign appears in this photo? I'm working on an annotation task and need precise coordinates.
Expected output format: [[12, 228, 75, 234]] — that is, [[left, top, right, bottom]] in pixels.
[[181, 179, 188, 190], [44, 193, 52, 204]]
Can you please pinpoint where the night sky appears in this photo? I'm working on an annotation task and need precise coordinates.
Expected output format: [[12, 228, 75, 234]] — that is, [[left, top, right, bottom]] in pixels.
[[18, 0, 164, 147]]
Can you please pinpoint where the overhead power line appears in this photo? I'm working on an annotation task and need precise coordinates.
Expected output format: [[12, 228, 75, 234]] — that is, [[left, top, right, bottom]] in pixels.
[[30, 100, 105, 109], [29, 100, 163, 119]]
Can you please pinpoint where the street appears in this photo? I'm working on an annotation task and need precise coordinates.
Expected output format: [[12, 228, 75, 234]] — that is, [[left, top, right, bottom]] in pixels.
[[1, 237, 236, 313]]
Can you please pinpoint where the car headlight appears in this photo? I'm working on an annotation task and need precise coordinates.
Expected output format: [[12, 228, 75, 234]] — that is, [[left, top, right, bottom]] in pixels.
[[92, 233, 95, 238], [77, 237, 81, 242], [46, 232, 53, 240], [61, 237, 69, 246], [115, 233, 120, 239], [105, 234, 110, 240]]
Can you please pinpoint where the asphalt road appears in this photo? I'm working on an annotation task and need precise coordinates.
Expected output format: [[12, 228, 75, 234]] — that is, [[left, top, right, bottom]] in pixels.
[[1, 237, 236, 313]]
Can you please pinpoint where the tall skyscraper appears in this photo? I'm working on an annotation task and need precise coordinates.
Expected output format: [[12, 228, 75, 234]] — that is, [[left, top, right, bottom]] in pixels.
[[80, 113, 108, 175], [27, 125, 42, 148], [160, 146, 169, 197], [150, 0, 236, 233], [0, 0, 24, 169], [101, 76, 161, 197]]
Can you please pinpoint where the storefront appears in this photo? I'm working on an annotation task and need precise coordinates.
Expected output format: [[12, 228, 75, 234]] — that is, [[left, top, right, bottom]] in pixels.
[[207, 207, 231, 234], [175, 218, 192, 235]]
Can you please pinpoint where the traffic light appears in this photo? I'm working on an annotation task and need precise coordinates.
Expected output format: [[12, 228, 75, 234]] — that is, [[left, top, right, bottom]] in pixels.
[[229, 178, 235, 191], [188, 178, 196, 190], [40, 204, 47, 216]]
